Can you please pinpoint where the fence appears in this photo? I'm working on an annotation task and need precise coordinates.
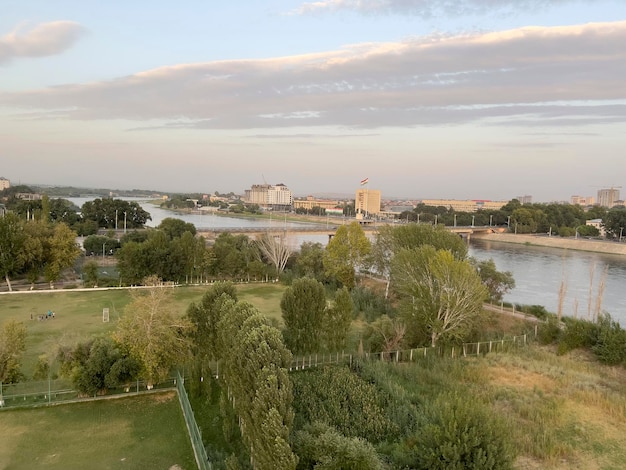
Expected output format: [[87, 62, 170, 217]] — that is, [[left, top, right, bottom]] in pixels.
[[176, 370, 211, 470], [289, 333, 532, 371], [0, 376, 176, 409]]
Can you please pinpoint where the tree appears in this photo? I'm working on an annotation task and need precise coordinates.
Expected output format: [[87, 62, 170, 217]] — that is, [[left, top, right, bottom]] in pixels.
[[471, 258, 515, 303], [324, 287, 354, 352], [323, 222, 371, 288], [392, 246, 487, 347], [294, 422, 384, 470], [281, 277, 327, 354], [158, 217, 197, 239], [293, 241, 325, 281], [0, 213, 26, 291], [0, 320, 27, 384], [44, 223, 81, 288], [370, 223, 468, 298], [112, 276, 191, 387], [82, 260, 99, 287], [256, 232, 293, 280], [603, 207, 626, 239]]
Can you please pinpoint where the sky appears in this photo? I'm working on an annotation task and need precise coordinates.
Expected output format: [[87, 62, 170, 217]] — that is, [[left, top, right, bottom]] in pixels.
[[1, 0, 626, 202]]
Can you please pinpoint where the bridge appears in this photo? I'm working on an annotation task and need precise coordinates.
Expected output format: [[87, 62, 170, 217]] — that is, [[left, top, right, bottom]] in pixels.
[[196, 223, 507, 243]]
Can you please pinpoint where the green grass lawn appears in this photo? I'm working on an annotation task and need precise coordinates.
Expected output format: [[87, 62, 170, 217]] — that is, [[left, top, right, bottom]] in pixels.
[[0, 283, 287, 378], [0, 391, 196, 470]]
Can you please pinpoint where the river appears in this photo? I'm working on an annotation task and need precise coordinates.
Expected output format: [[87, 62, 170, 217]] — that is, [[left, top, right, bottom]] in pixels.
[[68, 197, 626, 324], [468, 238, 626, 324]]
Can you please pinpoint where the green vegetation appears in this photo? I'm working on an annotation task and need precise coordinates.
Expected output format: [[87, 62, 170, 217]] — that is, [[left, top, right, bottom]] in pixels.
[[0, 391, 196, 470]]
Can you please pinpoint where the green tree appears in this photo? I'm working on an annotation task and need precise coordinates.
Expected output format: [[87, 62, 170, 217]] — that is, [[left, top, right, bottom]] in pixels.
[[293, 422, 384, 470], [0, 320, 27, 384], [82, 260, 99, 287], [0, 213, 26, 291], [404, 393, 515, 470], [471, 258, 515, 303], [392, 246, 487, 347], [370, 223, 468, 298], [294, 241, 326, 281], [324, 287, 354, 352], [158, 217, 197, 239], [281, 277, 327, 354], [44, 223, 81, 288], [323, 222, 371, 288], [603, 207, 626, 239], [112, 277, 191, 387]]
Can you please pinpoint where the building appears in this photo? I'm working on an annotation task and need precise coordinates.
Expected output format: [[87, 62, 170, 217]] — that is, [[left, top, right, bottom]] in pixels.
[[243, 183, 293, 211], [516, 195, 533, 204], [355, 189, 381, 217], [571, 195, 595, 206], [418, 199, 508, 213], [586, 219, 605, 237], [0, 177, 10, 191], [597, 188, 620, 208], [293, 196, 340, 211]]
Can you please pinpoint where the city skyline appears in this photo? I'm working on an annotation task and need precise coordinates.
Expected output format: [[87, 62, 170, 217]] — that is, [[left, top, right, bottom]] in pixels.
[[1, 1, 626, 202]]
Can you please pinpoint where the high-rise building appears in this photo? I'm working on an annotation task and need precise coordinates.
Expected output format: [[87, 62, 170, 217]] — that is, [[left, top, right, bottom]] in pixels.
[[517, 195, 532, 204], [571, 195, 595, 206], [244, 183, 293, 211], [597, 188, 620, 208], [355, 188, 381, 217]]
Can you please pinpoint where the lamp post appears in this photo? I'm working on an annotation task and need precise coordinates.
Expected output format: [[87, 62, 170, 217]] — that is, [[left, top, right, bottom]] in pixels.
[[124, 212, 127, 233], [102, 243, 106, 260], [434, 214, 438, 226], [507, 216, 511, 228], [471, 215, 475, 227], [453, 214, 457, 227], [417, 213, 420, 224], [489, 214, 493, 227], [620, 227, 624, 242], [115, 209, 118, 231]]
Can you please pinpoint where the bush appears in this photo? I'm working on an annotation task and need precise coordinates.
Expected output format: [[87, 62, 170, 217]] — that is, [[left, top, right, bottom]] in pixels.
[[293, 422, 384, 470], [398, 392, 515, 470], [592, 314, 626, 365], [557, 318, 598, 355], [537, 315, 561, 345], [351, 286, 395, 322]]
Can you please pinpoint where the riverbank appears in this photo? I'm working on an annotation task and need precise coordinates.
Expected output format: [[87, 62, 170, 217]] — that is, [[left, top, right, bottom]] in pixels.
[[473, 232, 626, 256]]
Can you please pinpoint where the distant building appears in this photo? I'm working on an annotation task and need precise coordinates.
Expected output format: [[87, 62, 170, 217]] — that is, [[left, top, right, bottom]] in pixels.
[[0, 203, 6, 216], [293, 196, 340, 211], [418, 199, 507, 213], [355, 189, 381, 217], [597, 188, 620, 208], [571, 195, 595, 206], [586, 219, 605, 237], [517, 195, 533, 204], [244, 183, 293, 211], [0, 177, 10, 191]]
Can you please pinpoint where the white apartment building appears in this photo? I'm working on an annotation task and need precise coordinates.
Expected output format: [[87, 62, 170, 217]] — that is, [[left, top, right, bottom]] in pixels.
[[244, 183, 293, 211]]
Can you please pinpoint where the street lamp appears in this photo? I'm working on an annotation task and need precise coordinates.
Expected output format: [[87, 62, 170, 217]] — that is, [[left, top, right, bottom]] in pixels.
[[620, 227, 624, 242], [489, 214, 493, 227], [507, 216, 511, 228], [453, 214, 457, 227], [102, 243, 106, 260], [471, 215, 475, 227], [434, 214, 438, 226], [124, 211, 127, 233]]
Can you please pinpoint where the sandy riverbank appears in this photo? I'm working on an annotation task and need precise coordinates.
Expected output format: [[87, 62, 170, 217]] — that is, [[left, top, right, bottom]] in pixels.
[[472, 232, 626, 256]]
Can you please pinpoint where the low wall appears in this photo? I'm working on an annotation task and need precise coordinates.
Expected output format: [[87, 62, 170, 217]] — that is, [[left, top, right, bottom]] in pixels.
[[472, 233, 626, 256]]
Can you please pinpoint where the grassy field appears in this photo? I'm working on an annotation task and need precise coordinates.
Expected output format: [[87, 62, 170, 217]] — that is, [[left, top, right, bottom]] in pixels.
[[0, 282, 287, 378], [0, 391, 196, 470]]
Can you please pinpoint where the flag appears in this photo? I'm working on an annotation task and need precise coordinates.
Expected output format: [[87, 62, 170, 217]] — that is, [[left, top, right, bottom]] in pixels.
[[360, 177, 369, 186]]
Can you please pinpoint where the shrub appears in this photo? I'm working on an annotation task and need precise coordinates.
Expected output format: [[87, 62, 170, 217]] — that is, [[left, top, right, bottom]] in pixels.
[[293, 422, 384, 470], [537, 315, 561, 345], [351, 286, 395, 322], [557, 318, 598, 355], [399, 392, 515, 470], [592, 314, 626, 365]]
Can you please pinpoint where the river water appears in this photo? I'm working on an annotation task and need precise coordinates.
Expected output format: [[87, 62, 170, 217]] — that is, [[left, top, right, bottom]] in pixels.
[[68, 197, 626, 324]]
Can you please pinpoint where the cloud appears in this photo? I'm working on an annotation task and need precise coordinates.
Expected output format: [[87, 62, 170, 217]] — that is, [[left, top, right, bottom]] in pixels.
[[0, 21, 86, 65], [1, 21, 625, 130], [291, 0, 592, 17]]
